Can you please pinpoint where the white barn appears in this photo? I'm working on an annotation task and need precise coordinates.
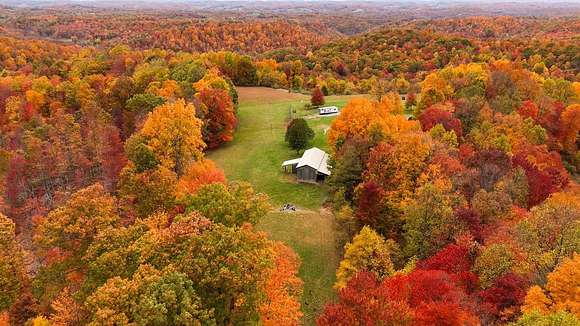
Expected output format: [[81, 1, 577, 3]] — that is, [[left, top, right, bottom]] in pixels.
[[282, 147, 331, 183]]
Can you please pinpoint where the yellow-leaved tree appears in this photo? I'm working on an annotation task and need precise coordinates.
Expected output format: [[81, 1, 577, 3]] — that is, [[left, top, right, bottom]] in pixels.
[[334, 226, 397, 289], [141, 99, 205, 176], [0, 213, 23, 312], [379, 92, 404, 115]]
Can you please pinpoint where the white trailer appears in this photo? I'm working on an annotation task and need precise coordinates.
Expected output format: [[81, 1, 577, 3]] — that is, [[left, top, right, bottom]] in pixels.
[[318, 106, 339, 115]]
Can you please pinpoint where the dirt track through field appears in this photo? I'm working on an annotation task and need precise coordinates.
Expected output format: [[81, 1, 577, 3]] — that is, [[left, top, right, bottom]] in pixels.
[[237, 87, 308, 104]]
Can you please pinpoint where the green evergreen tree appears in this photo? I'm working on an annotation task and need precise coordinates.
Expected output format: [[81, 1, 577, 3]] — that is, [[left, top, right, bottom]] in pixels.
[[285, 118, 314, 154]]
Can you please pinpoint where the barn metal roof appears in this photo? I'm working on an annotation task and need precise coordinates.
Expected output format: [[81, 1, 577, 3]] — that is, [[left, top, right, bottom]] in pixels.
[[299, 147, 330, 175], [282, 158, 301, 166], [282, 147, 331, 175]]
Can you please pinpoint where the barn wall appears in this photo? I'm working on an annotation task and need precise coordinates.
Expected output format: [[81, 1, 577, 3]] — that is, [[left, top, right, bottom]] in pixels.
[[290, 163, 298, 173], [297, 166, 316, 182]]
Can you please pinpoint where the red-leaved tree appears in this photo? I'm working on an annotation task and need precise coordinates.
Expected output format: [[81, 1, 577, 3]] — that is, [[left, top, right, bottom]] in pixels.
[[196, 88, 237, 149], [418, 104, 463, 138], [311, 87, 325, 106]]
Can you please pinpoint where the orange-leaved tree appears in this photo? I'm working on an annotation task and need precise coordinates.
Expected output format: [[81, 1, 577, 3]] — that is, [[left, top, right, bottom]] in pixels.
[[522, 254, 580, 317], [259, 242, 303, 326], [176, 159, 227, 198], [327, 98, 418, 151]]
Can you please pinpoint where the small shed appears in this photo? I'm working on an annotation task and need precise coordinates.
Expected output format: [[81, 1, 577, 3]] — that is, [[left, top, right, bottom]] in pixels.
[[282, 158, 301, 173], [282, 147, 331, 183], [319, 106, 339, 115]]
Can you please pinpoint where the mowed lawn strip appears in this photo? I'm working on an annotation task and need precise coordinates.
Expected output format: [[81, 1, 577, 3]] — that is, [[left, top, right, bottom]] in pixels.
[[257, 210, 341, 325]]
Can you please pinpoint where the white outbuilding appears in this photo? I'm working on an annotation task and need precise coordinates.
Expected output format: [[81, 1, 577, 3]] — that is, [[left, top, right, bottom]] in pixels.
[[282, 147, 331, 183], [318, 106, 339, 115]]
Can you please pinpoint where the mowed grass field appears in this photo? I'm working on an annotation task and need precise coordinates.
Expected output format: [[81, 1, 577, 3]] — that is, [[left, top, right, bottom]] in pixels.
[[207, 87, 366, 324], [258, 210, 340, 325], [208, 87, 364, 209]]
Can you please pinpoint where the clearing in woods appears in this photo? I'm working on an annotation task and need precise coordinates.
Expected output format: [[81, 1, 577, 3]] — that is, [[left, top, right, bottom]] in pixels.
[[207, 87, 364, 324]]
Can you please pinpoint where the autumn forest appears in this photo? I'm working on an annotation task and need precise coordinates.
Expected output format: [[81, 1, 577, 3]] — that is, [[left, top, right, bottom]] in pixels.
[[0, 1, 579, 325]]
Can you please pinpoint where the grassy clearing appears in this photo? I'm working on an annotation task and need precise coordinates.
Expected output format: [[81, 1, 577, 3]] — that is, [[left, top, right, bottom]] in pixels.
[[207, 87, 363, 324], [208, 87, 363, 209]]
